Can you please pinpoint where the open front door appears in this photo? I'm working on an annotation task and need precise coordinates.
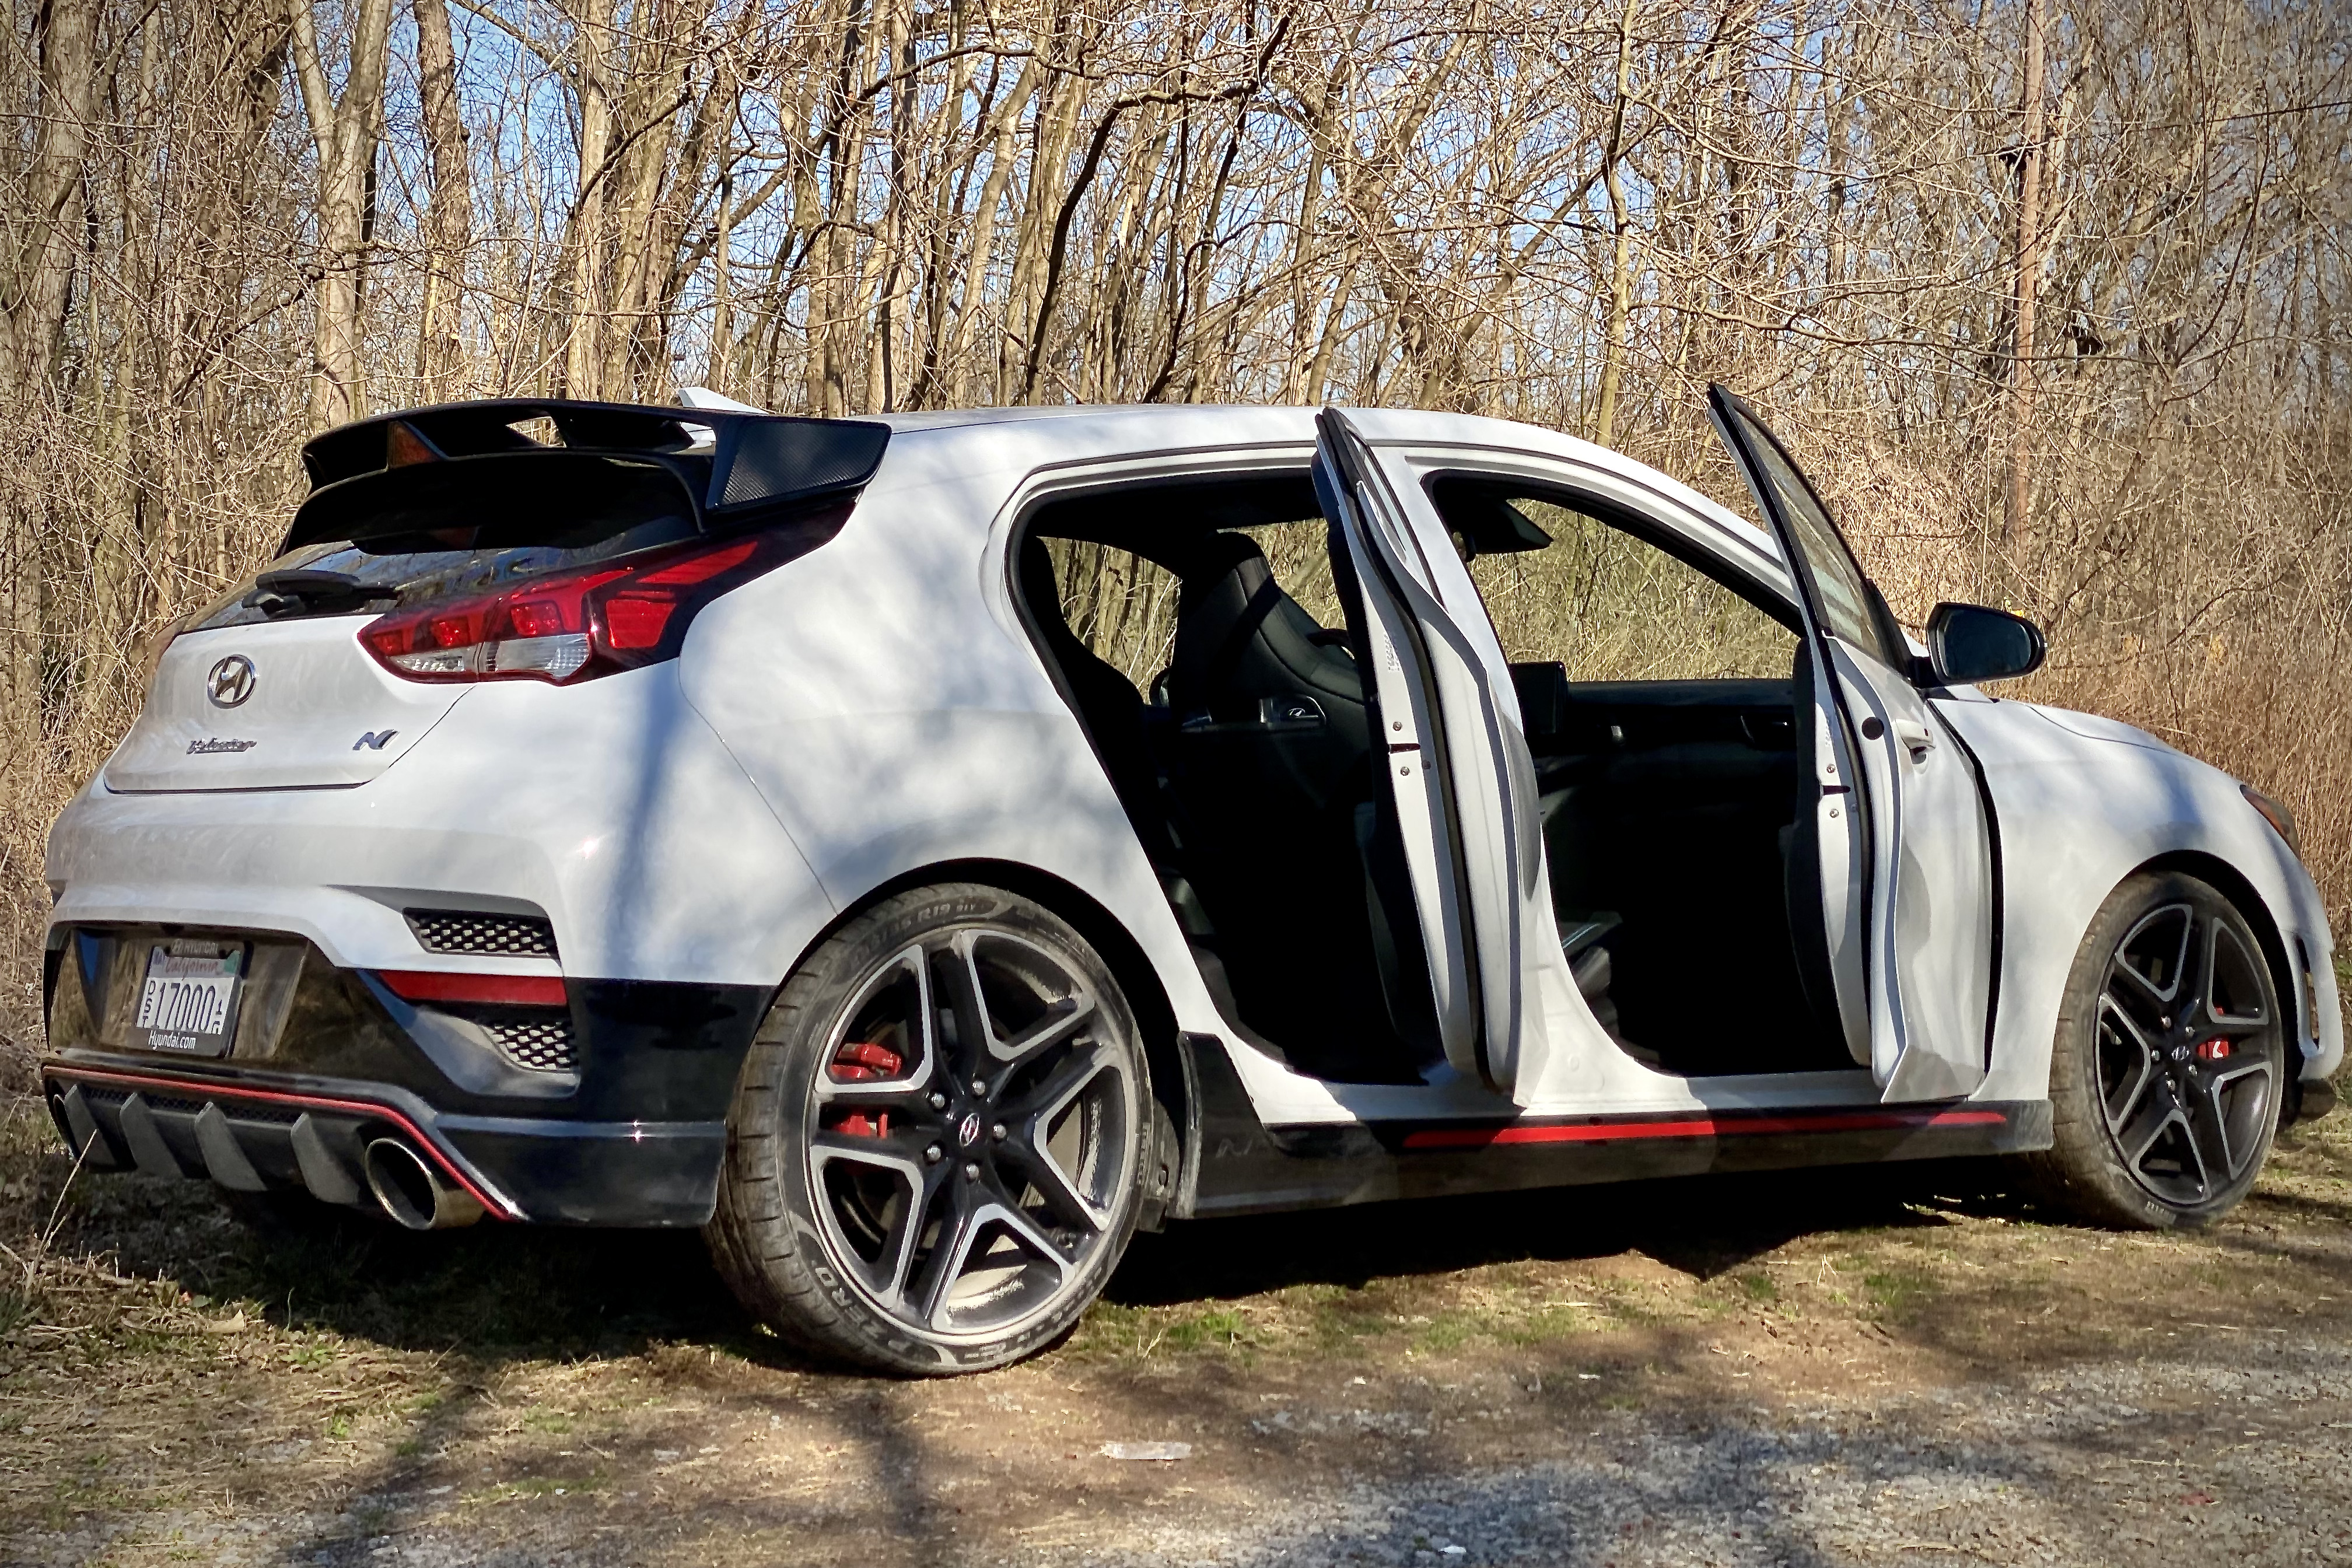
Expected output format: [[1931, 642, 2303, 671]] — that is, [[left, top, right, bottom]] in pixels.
[[1706, 386, 1994, 1101], [1314, 410, 1555, 1096]]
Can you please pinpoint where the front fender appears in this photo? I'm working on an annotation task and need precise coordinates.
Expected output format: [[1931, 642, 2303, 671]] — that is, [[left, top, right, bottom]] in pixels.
[[1940, 698, 2342, 1102]]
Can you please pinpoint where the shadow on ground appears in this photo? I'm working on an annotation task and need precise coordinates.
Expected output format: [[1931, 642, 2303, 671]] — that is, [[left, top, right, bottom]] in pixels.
[[38, 1144, 2000, 1368], [1110, 1161, 1984, 1305]]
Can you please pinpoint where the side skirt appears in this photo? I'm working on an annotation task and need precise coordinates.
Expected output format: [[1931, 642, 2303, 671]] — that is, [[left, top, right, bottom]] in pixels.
[[1172, 1032, 2054, 1219]]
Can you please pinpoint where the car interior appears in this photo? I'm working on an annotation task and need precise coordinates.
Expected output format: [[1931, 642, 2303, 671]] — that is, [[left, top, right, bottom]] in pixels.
[[1014, 470, 1856, 1086]]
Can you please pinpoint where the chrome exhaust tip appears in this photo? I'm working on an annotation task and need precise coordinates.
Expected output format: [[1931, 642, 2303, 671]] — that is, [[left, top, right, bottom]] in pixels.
[[362, 1138, 484, 1230]]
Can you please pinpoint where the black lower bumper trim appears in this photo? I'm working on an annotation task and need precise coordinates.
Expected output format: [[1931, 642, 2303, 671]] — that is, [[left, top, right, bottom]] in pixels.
[[435, 1114, 726, 1226], [42, 1059, 730, 1227]]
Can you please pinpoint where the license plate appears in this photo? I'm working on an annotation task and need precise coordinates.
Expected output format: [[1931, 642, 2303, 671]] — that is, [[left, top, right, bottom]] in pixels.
[[131, 942, 247, 1056]]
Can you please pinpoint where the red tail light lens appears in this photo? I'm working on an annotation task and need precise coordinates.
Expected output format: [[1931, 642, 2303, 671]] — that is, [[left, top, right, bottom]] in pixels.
[[359, 528, 808, 685]]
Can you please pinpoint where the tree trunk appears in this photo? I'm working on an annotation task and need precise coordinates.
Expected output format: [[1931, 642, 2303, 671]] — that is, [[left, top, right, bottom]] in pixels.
[[291, 0, 397, 430], [1592, 0, 1640, 448], [413, 0, 473, 388], [562, 0, 617, 400], [4, 0, 96, 393], [2004, 0, 2049, 548]]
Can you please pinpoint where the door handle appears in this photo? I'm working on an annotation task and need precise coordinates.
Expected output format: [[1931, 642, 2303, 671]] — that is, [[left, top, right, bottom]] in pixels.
[[1893, 718, 1936, 757]]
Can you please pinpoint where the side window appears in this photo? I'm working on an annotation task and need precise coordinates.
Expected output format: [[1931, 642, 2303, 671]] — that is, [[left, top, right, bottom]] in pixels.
[[1439, 486, 1798, 682], [1714, 404, 1906, 668], [1043, 537, 1182, 688], [1035, 503, 1340, 695]]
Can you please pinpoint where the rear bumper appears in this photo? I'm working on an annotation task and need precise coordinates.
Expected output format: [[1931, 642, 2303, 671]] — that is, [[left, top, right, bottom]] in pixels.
[[41, 1059, 725, 1225], [42, 923, 763, 1226]]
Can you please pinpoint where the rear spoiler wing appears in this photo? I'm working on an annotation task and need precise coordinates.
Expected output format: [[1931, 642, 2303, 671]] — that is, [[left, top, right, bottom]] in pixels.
[[289, 398, 888, 551]]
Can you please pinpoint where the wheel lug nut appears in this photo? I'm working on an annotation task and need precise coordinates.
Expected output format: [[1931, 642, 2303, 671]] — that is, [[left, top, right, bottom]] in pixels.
[[963, 1161, 981, 1181], [992, 1123, 1006, 1141], [929, 1091, 947, 1111], [972, 1079, 989, 1097], [923, 1144, 942, 1164]]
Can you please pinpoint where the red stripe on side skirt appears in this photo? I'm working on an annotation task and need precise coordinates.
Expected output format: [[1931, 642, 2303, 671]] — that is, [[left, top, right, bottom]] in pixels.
[[376, 970, 568, 1007], [1399, 1107, 2008, 1152]]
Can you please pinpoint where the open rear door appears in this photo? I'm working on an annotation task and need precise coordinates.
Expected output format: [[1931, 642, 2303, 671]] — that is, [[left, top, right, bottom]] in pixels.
[[1706, 386, 1994, 1101], [1314, 410, 1553, 1096]]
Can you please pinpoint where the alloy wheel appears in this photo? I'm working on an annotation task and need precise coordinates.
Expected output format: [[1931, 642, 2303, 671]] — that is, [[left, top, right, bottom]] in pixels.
[[802, 926, 1136, 1340], [2094, 900, 2278, 1208]]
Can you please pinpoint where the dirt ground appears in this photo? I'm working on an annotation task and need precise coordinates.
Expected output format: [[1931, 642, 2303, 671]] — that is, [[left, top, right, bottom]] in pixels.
[[2, 1088, 2349, 1567]]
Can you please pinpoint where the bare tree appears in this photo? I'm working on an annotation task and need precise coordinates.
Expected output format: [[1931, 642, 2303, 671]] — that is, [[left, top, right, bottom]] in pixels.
[[413, 0, 474, 388], [290, 0, 398, 428], [2005, 0, 2049, 546]]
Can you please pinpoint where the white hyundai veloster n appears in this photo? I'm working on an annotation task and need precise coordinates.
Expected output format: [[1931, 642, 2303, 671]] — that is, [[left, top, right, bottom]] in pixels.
[[41, 387, 2341, 1371]]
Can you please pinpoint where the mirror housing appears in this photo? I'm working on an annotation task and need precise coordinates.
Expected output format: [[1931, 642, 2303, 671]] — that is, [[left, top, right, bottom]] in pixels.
[[1924, 601, 2045, 686]]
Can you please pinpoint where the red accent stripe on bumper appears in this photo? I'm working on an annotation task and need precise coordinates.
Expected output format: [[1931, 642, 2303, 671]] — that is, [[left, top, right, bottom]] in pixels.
[[377, 970, 568, 1007], [1399, 1106, 2008, 1152], [40, 1063, 518, 1219]]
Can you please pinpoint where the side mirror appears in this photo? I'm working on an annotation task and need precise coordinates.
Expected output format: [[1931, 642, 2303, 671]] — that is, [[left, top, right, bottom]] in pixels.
[[1924, 602, 2045, 685]]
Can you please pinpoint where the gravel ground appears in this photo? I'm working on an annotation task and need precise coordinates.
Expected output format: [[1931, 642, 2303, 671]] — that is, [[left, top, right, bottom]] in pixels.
[[999, 1343, 2352, 1566], [23, 1336, 2351, 1567]]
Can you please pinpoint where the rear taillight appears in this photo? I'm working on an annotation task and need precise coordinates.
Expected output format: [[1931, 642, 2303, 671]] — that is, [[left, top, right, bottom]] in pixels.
[[359, 527, 805, 685]]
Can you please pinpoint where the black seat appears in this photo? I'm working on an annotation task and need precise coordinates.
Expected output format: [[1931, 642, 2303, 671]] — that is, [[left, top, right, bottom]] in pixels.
[[1161, 533, 1433, 1081], [1165, 533, 1368, 743]]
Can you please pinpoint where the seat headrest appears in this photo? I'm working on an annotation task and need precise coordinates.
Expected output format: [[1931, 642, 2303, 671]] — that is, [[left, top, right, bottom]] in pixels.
[[1170, 531, 1360, 718], [1171, 531, 1274, 612]]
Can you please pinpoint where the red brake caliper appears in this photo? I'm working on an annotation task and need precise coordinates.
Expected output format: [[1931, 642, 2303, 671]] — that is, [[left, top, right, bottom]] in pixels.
[[828, 1040, 905, 1138], [2194, 1037, 2233, 1064]]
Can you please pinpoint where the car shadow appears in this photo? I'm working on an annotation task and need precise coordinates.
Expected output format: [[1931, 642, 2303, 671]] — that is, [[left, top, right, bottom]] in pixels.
[[1108, 1161, 1969, 1306], [47, 1151, 1983, 1368]]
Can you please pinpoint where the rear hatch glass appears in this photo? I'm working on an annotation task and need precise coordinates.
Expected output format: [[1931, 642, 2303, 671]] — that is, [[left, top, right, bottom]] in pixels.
[[195, 455, 706, 634]]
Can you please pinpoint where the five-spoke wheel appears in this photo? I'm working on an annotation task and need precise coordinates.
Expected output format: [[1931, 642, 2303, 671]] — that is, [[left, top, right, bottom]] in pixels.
[[705, 884, 1149, 1372], [2027, 871, 2285, 1228]]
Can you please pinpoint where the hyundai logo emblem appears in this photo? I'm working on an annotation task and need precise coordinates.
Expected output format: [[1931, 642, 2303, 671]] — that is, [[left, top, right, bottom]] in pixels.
[[957, 1112, 982, 1148], [205, 654, 256, 708]]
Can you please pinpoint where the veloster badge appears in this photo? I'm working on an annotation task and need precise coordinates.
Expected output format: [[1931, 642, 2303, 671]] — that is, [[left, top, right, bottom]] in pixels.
[[205, 654, 256, 708], [187, 737, 257, 754]]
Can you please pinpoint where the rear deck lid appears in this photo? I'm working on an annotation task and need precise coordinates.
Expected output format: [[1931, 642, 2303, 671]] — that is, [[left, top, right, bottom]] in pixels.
[[104, 619, 467, 792]]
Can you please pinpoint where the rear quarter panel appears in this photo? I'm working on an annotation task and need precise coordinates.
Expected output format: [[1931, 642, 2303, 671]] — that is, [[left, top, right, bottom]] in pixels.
[[674, 414, 1282, 1042]]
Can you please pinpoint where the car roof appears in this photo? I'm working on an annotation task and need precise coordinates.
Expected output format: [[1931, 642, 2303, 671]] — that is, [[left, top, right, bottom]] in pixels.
[[870, 402, 1779, 567]]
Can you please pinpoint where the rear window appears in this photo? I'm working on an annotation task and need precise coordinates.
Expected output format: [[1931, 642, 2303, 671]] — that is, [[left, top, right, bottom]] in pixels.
[[191, 454, 703, 632]]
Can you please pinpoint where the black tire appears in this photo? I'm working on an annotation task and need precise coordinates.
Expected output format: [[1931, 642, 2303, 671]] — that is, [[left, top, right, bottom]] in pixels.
[[2021, 870, 2286, 1228], [704, 883, 1150, 1374]]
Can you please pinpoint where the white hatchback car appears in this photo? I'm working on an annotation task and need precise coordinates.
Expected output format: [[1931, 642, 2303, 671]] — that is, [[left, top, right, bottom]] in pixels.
[[42, 388, 2342, 1372]]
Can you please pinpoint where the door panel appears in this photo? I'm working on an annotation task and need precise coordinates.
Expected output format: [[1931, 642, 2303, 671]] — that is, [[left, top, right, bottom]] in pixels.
[[1706, 386, 1993, 1101], [1512, 670, 1845, 1073], [1315, 411, 1553, 1094], [1832, 642, 1994, 1098], [1325, 489, 1480, 1070]]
